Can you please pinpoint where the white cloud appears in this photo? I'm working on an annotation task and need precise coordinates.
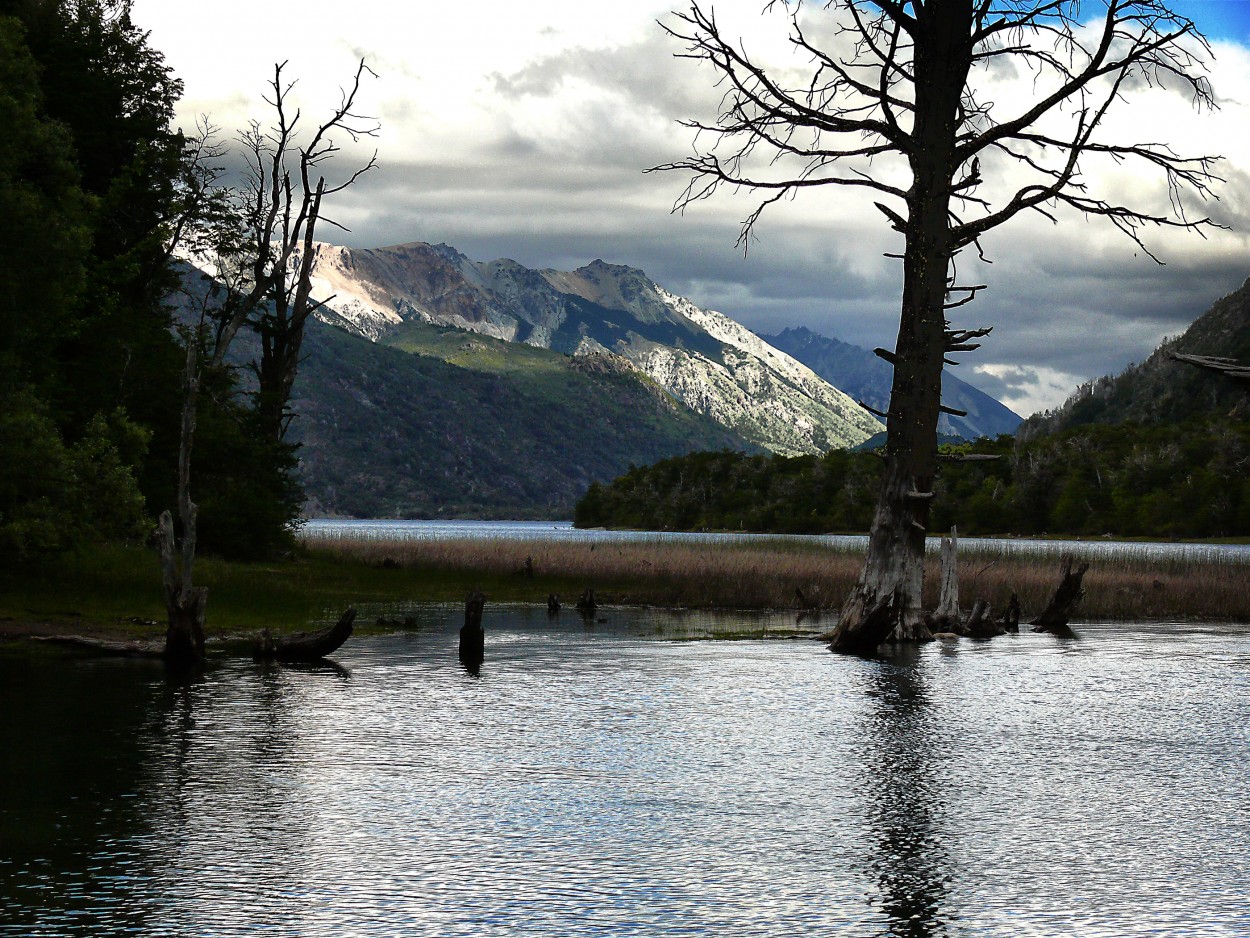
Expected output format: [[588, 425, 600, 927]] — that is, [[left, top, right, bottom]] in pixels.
[[131, 0, 1250, 418]]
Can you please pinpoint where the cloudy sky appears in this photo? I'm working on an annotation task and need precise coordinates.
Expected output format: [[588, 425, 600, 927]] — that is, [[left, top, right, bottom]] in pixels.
[[133, 0, 1250, 416]]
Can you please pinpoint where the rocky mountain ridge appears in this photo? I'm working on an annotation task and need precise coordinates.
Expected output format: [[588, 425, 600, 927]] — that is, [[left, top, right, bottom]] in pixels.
[[300, 240, 883, 455]]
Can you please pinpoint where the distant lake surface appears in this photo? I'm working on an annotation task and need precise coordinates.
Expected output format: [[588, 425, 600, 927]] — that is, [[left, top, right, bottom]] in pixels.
[[302, 518, 1250, 565], [4, 609, 1248, 936]]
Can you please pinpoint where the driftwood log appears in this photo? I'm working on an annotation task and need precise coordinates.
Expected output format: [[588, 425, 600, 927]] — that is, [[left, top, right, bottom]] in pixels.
[[1031, 555, 1089, 632], [256, 608, 356, 662], [33, 635, 165, 658], [459, 591, 485, 664]]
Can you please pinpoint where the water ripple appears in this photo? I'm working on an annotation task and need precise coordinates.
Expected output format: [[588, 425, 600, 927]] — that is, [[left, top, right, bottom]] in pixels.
[[2, 611, 1248, 936]]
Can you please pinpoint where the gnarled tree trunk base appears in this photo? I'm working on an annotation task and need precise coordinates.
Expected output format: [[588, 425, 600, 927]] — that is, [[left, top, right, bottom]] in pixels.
[[828, 589, 902, 655]]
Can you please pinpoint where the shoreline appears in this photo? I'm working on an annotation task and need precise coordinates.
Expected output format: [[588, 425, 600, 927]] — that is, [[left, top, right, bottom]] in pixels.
[[3, 533, 1249, 650]]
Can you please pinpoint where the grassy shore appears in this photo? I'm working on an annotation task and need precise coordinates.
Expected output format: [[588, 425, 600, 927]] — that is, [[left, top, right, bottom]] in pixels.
[[2, 534, 1247, 647]]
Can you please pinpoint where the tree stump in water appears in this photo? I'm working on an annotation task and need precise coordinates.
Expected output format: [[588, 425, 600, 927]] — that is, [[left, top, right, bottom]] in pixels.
[[459, 591, 485, 664], [256, 608, 357, 662], [164, 587, 208, 667], [998, 593, 1021, 633], [930, 527, 962, 633], [965, 599, 1004, 638], [1031, 556, 1088, 632], [575, 589, 597, 617]]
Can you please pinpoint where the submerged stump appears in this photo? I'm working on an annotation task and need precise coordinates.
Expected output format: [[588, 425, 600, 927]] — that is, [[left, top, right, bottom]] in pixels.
[[575, 589, 597, 617], [459, 591, 485, 665]]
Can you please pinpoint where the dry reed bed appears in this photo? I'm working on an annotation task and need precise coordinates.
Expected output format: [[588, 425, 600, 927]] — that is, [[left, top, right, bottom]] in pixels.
[[302, 533, 1250, 622]]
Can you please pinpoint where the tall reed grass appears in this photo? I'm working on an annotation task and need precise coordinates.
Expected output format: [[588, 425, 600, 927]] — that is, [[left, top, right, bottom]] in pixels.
[[300, 532, 1250, 622]]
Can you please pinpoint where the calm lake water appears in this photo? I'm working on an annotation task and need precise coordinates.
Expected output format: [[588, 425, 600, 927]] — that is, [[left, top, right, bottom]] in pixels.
[[3, 607, 1248, 937], [301, 518, 1250, 566]]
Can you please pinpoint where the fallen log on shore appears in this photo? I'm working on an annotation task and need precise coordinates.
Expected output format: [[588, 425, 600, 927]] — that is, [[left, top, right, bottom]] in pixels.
[[32, 634, 165, 658], [256, 608, 356, 662]]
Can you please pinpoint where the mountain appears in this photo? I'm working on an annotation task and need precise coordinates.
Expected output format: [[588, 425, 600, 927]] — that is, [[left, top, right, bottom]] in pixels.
[[292, 319, 751, 518], [300, 241, 882, 455], [761, 326, 1023, 441], [1020, 276, 1250, 438], [169, 259, 751, 519]]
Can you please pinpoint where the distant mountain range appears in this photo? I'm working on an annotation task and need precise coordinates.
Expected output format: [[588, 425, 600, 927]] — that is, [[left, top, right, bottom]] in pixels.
[[1021, 276, 1250, 438], [178, 240, 1030, 518], [761, 326, 1022, 441], [300, 241, 882, 457]]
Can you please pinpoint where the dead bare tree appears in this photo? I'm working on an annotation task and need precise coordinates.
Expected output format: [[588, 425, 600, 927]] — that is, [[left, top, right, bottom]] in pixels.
[[232, 58, 378, 443], [157, 63, 377, 666], [653, 0, 1222, 653]]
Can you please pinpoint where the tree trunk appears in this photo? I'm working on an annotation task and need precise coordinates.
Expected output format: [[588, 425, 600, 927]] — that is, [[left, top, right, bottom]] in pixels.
[[828, 6, 973, 655], [159, 340, 208, 667]]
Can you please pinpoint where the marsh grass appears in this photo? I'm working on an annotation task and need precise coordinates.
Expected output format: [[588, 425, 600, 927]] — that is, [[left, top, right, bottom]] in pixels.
[[302, 533, 1250, 623]]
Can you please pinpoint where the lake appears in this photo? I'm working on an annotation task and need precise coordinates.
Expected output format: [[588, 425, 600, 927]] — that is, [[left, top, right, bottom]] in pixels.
[[3, 606, 1248, 936]]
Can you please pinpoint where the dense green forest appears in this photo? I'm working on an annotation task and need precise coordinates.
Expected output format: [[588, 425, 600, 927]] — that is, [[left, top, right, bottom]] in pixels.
[[576, 419, 1250, 539], [0, 0, 298, 565]]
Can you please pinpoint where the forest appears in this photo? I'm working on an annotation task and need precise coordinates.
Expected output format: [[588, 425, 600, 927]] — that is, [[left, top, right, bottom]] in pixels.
[[0, 0, 301, 567], [575, 419, 1250, 540]]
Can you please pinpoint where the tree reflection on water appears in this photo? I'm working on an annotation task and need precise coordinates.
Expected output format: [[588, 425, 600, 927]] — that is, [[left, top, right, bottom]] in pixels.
[[857, 648, 952, 938]]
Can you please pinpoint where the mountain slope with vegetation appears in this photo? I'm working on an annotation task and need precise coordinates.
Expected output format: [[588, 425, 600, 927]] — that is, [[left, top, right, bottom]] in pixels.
[[577, 419, 1250, 539], [1021, 277, 1250, 437], [302, 241, 883, 455], [579, 274, 1250, 539], [290, 320, 752, 519]]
